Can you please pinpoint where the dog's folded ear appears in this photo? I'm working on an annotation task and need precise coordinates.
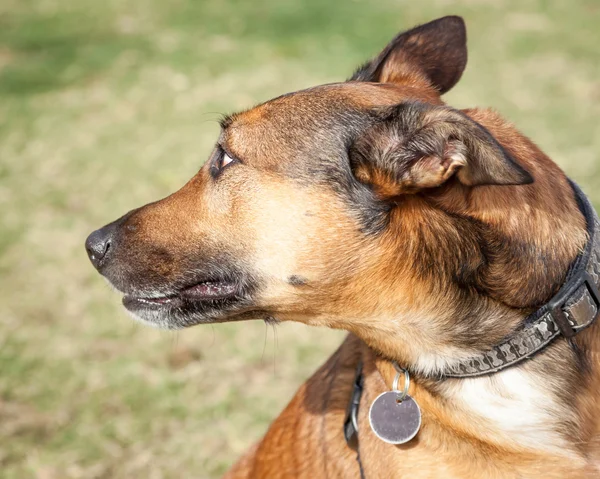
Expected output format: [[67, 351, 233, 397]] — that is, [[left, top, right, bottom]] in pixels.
[[350, 16, 467, 94], [349, 103, 533, 198]]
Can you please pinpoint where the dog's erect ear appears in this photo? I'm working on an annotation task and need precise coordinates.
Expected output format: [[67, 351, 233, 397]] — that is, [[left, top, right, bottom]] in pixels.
[[350, 16, 467, 94], [350, 103, 533, 198]]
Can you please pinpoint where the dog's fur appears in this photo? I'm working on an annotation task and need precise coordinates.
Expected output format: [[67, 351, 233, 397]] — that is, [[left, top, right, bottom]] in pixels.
[[86, 16, 600, 478]]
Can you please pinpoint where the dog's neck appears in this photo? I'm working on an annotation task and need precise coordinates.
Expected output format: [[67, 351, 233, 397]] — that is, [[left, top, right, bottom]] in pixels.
[[357, 171, 600, 461], [353, 178, 587, 376], [348, 110, 590, 375]]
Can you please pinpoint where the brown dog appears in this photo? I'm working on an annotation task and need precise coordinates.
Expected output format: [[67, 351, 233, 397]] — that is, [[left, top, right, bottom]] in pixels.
[[86, 16, 600, 478]]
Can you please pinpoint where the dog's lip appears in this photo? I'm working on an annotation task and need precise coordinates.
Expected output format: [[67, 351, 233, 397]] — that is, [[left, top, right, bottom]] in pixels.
[[123, 280, 238, 308]]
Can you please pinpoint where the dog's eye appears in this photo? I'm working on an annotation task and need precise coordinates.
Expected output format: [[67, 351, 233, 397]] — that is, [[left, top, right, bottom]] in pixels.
[[221, 153, 234, 168], [210, 149, 237, 178]]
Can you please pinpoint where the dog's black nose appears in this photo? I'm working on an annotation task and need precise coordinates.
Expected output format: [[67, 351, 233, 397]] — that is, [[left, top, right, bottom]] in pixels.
[[85, 225, 115, 270]]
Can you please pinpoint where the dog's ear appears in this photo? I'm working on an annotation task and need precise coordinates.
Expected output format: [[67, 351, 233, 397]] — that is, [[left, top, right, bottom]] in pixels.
[[350, 103, 533, 198], [350, 16, 467, 94]]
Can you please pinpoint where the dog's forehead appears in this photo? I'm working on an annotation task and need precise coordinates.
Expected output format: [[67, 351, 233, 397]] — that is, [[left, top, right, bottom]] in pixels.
[[223, 82, 440, 164]]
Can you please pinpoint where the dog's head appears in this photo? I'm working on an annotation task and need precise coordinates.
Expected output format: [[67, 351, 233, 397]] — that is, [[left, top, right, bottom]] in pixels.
[[86, 17, 583, 371]]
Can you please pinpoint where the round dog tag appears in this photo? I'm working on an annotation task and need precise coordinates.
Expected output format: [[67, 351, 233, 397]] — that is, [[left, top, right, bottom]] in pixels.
[[368, 391, 421, 444]]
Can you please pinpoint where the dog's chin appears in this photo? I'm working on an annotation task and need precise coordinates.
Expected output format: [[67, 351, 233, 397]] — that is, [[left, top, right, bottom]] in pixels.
[[120, 279, 259, 329]]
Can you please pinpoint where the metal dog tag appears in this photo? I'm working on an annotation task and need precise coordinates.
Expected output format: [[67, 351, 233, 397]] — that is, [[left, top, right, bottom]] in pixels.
[[369, 390, 421, 444]]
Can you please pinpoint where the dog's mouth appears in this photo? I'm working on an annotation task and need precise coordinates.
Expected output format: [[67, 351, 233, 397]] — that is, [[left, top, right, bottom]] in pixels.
[[121, 278, 253, 329], [123, 280, 238, 308]]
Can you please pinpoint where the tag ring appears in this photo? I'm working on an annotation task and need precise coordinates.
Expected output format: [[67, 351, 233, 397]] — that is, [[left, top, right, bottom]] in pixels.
[[391, 361, 410, 403]]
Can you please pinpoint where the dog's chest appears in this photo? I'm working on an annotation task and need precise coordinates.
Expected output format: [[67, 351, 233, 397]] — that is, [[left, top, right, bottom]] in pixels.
[[357, 366, 582, 479], [449, 368, 569, 453]]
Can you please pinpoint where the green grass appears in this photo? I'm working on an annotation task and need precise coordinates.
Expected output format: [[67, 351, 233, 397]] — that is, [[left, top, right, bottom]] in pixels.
[[1, 0, 599, 477]]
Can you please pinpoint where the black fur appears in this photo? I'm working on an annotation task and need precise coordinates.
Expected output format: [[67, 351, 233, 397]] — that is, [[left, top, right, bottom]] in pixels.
[[350, 16, 467, 94]]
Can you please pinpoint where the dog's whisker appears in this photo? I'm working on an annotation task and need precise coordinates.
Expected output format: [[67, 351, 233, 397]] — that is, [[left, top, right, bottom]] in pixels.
[[261, 320, 269, 366], [271, 320, 279, 378], [209, 324, 216, 348]]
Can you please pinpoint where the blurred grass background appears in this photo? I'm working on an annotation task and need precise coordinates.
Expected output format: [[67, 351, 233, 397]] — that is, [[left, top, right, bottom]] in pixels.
[[0, 0, 599, 477]]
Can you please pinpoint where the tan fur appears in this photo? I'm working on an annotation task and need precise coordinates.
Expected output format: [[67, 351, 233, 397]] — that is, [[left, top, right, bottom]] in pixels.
[[86, 16, 600, 478]]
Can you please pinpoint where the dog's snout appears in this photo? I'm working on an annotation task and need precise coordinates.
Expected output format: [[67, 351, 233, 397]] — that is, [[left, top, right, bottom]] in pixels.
[[85, 224, 116, 270]]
